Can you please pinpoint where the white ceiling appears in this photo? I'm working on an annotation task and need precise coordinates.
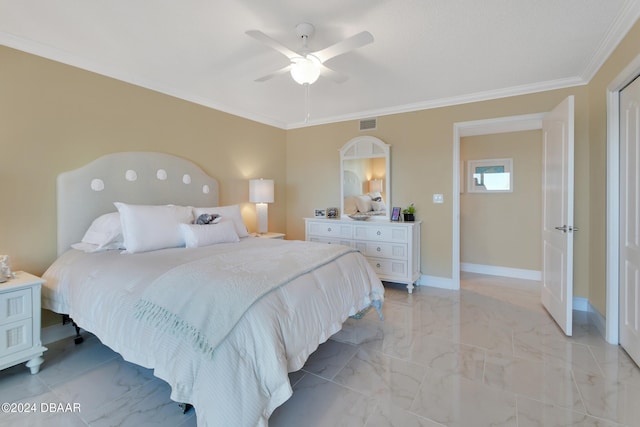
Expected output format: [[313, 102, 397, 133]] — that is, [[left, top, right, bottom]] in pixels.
[[2, 1, 639, 129]]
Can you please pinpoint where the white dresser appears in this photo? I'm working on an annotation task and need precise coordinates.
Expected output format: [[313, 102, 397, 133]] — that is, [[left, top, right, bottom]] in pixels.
[[0, 271, 47, 374], [305, 218, 421, 293]]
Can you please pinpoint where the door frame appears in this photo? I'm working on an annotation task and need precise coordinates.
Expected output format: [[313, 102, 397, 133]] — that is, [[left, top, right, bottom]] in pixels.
[[452, 113, 546, 289], [605, 53, 640, 344]]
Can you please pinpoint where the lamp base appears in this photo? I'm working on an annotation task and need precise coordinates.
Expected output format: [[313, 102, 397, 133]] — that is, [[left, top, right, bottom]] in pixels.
[[256, 203, 269, 234]]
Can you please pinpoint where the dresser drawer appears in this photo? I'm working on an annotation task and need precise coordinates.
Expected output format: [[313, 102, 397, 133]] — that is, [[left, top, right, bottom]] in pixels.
[[355, 241, 407, 260], [305, 218, 421, 293], [0, 318, 33, 356], [0, 288, 32, 326], [353, 225, 409, 243], [308, 237, 354, 247], [367, 257, 408, 278], [307, 221, 353, 238]]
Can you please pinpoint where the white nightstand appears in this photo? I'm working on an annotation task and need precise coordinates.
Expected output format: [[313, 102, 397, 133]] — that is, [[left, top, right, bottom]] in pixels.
[[254, 232, 286, 239], [0, 271, 47, 374]]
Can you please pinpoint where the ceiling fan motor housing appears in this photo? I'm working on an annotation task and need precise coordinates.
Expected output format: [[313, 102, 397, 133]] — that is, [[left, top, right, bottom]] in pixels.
[[295, 22, 315, 40]]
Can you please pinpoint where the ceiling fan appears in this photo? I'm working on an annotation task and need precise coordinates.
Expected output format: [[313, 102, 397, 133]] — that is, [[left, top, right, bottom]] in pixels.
[[246, 23, 374, 86]]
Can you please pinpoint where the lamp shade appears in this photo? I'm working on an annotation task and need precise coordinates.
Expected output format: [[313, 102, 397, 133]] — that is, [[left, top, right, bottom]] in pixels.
[[249, 179, 274, 203], [369, 179, 383, 193]]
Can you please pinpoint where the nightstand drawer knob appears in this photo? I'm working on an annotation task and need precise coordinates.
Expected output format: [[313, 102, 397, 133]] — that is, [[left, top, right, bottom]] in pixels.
[[376, 247, 381, 252], [376, 231, 381, 235], [328, 227, 332, 232], [376, 263, 381, 268]]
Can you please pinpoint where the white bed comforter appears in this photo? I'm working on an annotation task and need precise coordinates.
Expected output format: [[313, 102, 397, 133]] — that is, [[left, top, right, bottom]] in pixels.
[[41, 237, 384, 427]]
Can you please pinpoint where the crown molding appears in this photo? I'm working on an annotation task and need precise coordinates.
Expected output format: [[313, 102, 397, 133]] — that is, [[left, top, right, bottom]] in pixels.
[[287, 77, 587, 129], [579, 0, 640, 81]]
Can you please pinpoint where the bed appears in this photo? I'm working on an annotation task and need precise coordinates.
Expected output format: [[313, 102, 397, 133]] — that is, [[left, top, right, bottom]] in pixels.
[[41, 152, 384, 427]]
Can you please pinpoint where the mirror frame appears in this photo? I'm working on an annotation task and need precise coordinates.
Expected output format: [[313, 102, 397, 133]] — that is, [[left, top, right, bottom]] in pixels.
[[340, 136, 391, 221]]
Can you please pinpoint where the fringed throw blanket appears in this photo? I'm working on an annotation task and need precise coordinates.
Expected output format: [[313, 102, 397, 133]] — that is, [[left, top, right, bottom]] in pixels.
[[134, 240, 358, 358]]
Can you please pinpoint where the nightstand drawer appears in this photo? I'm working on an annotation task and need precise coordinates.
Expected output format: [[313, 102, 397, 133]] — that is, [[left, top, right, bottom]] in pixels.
[[367, 257, 408, 278], [0, 318, 33, 356], [0, 272, 47, 374], [0, 288, 32, 326], [354, 241, 407, 260]]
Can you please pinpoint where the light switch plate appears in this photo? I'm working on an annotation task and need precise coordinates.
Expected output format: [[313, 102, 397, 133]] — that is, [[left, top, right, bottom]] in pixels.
[[433, 194, 444, 204]]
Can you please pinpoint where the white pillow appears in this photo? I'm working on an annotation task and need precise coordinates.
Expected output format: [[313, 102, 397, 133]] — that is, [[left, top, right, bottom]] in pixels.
[[192, 205, 249, 237], [114, 203, 193, 253], [354, 195, 373, 213], [72, 212, 124, 253], [343, 196, 358, 215], [180, 221, 239, 248]]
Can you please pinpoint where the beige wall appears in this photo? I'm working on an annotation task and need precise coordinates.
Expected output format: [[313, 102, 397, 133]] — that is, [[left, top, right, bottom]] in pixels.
[[3, 17, 639, 328], [286, 87, 589, 291], [460, 131, 542, 270], [0, 46, 287, 275]]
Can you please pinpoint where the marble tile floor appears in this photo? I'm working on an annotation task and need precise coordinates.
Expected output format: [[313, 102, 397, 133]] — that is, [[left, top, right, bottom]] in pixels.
[[2, 273, 640, 426]]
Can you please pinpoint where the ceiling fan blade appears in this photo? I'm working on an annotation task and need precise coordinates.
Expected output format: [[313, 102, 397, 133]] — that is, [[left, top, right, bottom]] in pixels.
[[254, 64, 292, 82], [313, 31, 374, 63], [246, 30, 299, 60], [319, 64, 349, 84]]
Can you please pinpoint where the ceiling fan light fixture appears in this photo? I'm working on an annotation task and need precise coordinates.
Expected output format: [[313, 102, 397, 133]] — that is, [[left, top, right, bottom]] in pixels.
[[290, 55, 321, 85]]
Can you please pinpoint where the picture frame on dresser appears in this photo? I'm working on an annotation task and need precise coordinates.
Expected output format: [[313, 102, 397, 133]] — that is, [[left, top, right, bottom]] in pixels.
[[326, 207, 339, 219], [391, 207, 401, 221], [314, 209, 326, 218]]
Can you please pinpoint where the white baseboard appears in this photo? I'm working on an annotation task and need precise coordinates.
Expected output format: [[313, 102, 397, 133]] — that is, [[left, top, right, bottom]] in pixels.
[[461, 263, 541, 281], [41, 322, 76, 345], [587, 302, 607, 338], [417, 271, 607, 340], [573, 297, 589, 312], [417, 274, 456, 290]]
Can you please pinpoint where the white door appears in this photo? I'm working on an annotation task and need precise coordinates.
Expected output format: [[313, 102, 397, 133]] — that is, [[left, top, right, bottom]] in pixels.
[[620, 75, 640, 365], [541, 96, 575, 336]]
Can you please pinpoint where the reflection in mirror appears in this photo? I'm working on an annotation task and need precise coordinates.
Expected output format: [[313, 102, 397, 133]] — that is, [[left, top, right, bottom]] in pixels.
[[340, 136, 391, 221]]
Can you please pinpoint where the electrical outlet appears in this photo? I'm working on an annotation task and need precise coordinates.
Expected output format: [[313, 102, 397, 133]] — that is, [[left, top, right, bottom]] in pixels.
[[433, 194, 444, 204]]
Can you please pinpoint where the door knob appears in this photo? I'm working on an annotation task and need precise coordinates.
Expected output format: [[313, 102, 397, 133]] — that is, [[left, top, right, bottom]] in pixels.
[[554, 225, 578, 232]]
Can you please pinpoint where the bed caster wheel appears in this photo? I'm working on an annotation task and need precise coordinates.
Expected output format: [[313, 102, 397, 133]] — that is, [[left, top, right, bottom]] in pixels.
[[178, 403, 192, 414]]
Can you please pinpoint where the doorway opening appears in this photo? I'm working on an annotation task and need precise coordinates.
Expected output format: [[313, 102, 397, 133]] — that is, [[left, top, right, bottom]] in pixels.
[[452, 113, 545, 290]]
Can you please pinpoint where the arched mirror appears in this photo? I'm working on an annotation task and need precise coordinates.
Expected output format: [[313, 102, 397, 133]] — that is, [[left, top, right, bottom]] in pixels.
[[340, 136, 391, 221]]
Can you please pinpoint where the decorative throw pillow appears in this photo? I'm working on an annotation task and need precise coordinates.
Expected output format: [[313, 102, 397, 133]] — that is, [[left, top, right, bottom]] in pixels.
[[180, 220, 239, 248], [114, 203, 193, 253], [192, 205, 249, 237], [368, 191, 383, 202], [195, 213, 221, 225]]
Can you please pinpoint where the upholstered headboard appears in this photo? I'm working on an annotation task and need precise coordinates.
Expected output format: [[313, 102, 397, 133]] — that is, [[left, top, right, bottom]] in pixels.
[[343, 170, 362, 197], [57, 152, 219, 255]]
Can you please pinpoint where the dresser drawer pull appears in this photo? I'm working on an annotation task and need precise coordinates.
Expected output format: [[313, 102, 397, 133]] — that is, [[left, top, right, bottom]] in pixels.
[[376, 247, 381, 252], [328, 227, 332, 232], [376, 231, 381, 236], [376, 263, 381, 268]]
